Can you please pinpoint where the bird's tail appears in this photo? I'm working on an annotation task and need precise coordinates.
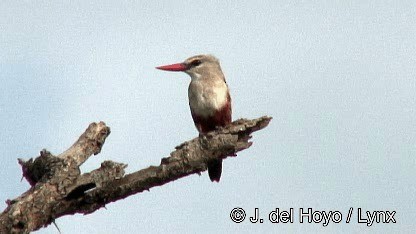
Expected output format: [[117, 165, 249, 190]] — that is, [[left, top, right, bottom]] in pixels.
[[208, 159, 223, 182]]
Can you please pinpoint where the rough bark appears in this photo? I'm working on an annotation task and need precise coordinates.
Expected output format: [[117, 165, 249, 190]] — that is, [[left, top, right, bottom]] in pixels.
[[0, 116, 272, 233]]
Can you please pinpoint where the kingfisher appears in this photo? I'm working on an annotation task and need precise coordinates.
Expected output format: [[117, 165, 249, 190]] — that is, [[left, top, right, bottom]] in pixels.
[[156, 54, 232, 182]]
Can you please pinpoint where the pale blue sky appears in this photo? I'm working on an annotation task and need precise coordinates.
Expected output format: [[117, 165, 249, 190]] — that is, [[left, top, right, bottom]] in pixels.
[[1, 1, 415, 233]]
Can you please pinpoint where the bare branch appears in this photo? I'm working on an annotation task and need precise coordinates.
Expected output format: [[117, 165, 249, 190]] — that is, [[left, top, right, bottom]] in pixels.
[[0, 116, 271, 233], [58, 122, 111, 165]]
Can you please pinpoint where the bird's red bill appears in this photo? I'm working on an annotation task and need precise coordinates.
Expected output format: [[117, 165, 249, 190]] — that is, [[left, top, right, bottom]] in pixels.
[[156, 63, 187, 71]]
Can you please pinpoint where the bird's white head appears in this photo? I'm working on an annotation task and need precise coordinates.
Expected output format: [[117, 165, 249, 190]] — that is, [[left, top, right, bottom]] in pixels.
[[156, 54, 223, 80]]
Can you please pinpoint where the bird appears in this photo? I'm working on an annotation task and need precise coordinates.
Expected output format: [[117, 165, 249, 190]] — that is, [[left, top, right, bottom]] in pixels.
[[156, 54, 232, 182]]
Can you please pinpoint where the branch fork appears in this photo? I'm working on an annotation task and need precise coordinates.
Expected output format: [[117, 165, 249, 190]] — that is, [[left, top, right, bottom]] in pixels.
[[1, 116, 271, 233]]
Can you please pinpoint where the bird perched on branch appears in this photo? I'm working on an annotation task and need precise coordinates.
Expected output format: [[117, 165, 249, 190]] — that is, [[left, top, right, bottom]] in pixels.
[[156, 54, 232, 182]]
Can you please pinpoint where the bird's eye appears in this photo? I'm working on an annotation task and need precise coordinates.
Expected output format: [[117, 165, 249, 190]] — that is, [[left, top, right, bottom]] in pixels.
[[191, 59, 202, 67]]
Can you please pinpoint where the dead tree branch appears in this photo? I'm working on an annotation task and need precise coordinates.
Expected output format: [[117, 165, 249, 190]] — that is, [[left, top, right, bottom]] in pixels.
[[0, 116, 272, 233]]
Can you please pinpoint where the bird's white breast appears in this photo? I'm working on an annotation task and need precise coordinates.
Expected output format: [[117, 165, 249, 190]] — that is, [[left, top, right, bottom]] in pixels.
[[188, 79, 228, 118]]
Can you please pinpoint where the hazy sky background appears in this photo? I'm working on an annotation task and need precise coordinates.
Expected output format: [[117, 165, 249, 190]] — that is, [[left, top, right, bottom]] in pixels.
[[1, 1, 415, 233]]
